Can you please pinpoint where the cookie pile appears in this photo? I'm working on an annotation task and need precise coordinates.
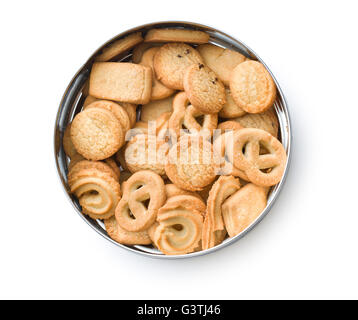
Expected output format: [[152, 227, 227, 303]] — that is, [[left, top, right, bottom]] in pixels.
[[63, 28, 287, 255]]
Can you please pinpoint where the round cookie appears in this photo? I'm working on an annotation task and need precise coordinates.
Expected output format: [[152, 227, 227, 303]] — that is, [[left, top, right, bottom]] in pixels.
[[219, 88, 246, 118], [165, 135, 218, 191], [140, 96, 174, 122], [71, 107, 124, 161], [139, 47, 175, 101], [197, 44, 246, 85], [230, 60, 277, 114], [153, 43, 203, 90], [183, 63, 226, 114], [233, 108, 279, 137], [63, 124, 77, 158]]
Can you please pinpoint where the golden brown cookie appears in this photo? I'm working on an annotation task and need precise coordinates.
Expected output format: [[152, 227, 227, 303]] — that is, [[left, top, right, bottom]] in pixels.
[[82, 95, 98, 108], [96, 32, 143, 62], [213, 131, 249, 180], [104, 216, 152, 245], [124, 134, 168, 176], [219, 88, 246, 118], [222, 183, 267, 237], [85, 100, 131, 146], [152, 196, 204, 255], [115, 170, 166, 231], [145, 28, 209, 44], [153, 43, 203, 90], [230, 60, 276, 113], [63, 124, 77, 158], [183, 63, 226, 114], [229, 128, 287, 186], [121, 103, 137, 128], [197, 44, 246, 85], [165, 135, 218, 191], [183, 104, 218, 136], [165, 184, 202, 201], [232, 108, 279, 137], [140, 95, 174, 122], [71, 107, 124, 161], [68, 165, 121, 220], [165, 194, 206, 215], [89, 62, 152, 104], [202, 176, 240, 250], [104, 157, 121, 182], [139, 47, 175, 101], [217, 121, 244, 132]]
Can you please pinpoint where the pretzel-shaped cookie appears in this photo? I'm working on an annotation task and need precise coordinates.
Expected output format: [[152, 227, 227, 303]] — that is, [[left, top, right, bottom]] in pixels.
[[229, 128, 287, 187], [152, 195, 204, 255], [115, 170, 166, 231], [169, 92, 217, 138], [202, 176, 241, 250]]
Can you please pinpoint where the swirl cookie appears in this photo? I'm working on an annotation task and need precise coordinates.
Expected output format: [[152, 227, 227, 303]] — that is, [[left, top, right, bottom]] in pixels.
[[183, 63, 226, 114], [68, 161, 121, 220], [71, 107, 124, 160], [165, 135, 218, 191], [153, 43, 203, 90], [229, 128, 287, 186], [115, 170, 166, 231], [139, 47, 175, 100], [63, 124, 77, 158], [140, 95, 174, 122], [104, 216, 152, 245], [232, 108, 279, 138], [89, 62, 152, 104], [145, 28, 209, 44], [96, 32, 143, 62], [230, 60, 277, 113], [222, 183, 268, 237], [202, 176, 240, 250], [124, 134, 169, 176], [152, 195, 204, 255], [197, 44, 246, 85], [219, 88, 246, 118]]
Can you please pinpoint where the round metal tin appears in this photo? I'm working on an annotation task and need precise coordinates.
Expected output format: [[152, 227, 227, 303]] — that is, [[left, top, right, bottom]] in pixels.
[[54, 21, 292, 259]]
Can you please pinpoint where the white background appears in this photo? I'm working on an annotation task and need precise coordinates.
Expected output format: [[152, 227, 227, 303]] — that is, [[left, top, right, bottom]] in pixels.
[[1, 0, 357, 300]]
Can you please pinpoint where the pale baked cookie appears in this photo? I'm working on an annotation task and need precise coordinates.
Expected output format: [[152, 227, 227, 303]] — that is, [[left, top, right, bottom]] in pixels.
[[68, 163, 121, 220], [71, 107, 124, 161], [213, 131, 249, 180], [96, 32, 143, 62], [115, 170, 166, 231], [121, 103, 137, 128], [140, 95, 174, 122], [222, 183, 267, 237], [63, 124, 77, 158], [85, 100, 131, 147], [232, 108, 279, 137], [139, 47, 175, 101], [217, 121, 244, 132], [219, 88, 246, 118], [104, 216, 152, 245], [202, 176, 240, 250], [183, 104, 218, 136], [68, 160, 119, 183], [89, 62, 152, 104], [230, 60, 277, 113], [145, 28, 209, 44], [132, 42, 162, 63], [152, 195, 204, 255], [165, 135, 218, 191], [229, 128, 287, 186], [82, 95, 98, 108], [165, 184, 202, 201], [124, 134, 168, 176], [183, 63, 226, 114], [153, 43, 203, 90], [197, 44, 246, 85]]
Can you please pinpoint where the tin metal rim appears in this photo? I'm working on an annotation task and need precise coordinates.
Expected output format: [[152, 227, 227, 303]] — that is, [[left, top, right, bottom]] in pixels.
[[54, 21, 292, 259]]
